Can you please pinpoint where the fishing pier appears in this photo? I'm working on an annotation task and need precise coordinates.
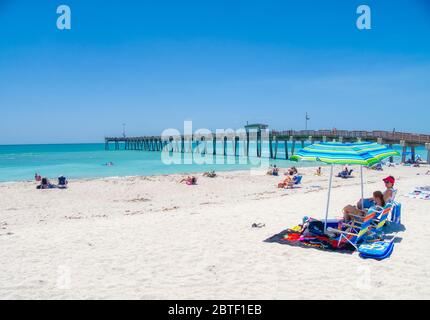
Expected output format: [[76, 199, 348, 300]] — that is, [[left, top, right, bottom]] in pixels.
[[105, 126, 430, 163]]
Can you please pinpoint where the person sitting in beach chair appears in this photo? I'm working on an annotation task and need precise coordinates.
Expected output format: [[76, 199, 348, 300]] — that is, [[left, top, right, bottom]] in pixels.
[[57, 175, 68, 189], [405, 158, 420, 167], [416, 155, 425, 164], [179, 176, 197, 185], [337, 167, 353, 178], [285, 167, 298, 176], [278, 172, 294, 188], [267, 165, 279, 176], [378, 175, 396, 204], [356, 175, 400, 223], [37, 177, 55, 189], [278, 172, 302, 189], [292, 175, 302, 186], [343, 191, 385, 222], [203, 171, 216, 178], [372, 163, 383, 171]]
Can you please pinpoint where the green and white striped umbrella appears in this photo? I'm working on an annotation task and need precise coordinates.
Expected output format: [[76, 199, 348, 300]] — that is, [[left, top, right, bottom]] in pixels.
[[290, 142, 399, 166]]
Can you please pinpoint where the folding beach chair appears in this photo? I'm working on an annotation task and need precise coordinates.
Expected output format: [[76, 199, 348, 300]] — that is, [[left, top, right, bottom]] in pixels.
[[281, 175, 303, 189], [370, 202, 394, 234], [57, 176, 68, 189], [294, 175, 303, 186], [326, 207, 377, 250], [388, 189, 402, 223], [338, 169, 353, 179]]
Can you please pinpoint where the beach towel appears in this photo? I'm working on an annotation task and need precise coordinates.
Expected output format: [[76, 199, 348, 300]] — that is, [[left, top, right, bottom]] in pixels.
[[264, 225, 354, 253], [358, 240, 394, 260], [405, 186, 430, 200]]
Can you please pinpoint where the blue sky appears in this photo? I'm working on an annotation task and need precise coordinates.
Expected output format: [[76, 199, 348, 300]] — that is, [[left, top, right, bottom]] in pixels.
[[0, 0, 429, 144]]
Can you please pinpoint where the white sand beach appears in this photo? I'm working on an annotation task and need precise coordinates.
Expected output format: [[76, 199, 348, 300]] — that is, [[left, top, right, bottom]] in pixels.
[[1, 165, 429, 299]]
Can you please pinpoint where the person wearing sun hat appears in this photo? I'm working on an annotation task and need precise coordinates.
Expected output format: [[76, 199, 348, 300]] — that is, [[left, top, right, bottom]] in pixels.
[[382, 175, 395, 202]]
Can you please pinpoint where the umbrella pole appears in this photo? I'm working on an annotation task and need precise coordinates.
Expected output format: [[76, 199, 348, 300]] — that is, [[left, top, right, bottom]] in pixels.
[[324, 164, 334, 233], [360, 165, 364, 210]]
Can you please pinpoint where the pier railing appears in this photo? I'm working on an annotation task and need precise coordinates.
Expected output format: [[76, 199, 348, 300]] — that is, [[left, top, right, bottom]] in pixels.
[[270, 130, 430, 144]]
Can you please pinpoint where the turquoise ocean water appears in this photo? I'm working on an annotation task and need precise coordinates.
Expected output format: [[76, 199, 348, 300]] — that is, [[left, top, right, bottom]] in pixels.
[[0, 143, 427, 182]]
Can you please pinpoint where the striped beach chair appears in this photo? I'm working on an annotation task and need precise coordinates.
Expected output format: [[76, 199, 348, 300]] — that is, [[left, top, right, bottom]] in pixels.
[[388, 189, 402, 223], [370, 202, 394, 233], [327, 207, 377, 250]]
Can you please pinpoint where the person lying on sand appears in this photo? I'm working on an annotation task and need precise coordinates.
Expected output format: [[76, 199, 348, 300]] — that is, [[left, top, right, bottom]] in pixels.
[[343, 190, 385, 221], [36, 177, 55, 189], [203, 171, 217, 178], [179, 176, 197, 185]]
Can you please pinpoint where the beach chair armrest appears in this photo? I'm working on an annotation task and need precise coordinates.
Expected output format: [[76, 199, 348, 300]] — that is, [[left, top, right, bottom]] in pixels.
[[342, 222, 362, 229]]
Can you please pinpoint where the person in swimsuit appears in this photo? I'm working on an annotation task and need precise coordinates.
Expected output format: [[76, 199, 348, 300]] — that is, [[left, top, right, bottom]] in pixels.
[[343, 191, 385, 221], [37, 177, 54, 189], [179, 176, 197, 185], [382, 175, 395, 203], [203, 171, 216, 178], [278, 171, 296, 188], [356, 176, 395, 210]]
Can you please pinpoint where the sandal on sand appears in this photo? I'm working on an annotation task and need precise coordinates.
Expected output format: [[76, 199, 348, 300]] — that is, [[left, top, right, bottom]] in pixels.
[[252, 223, 265, 228]]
